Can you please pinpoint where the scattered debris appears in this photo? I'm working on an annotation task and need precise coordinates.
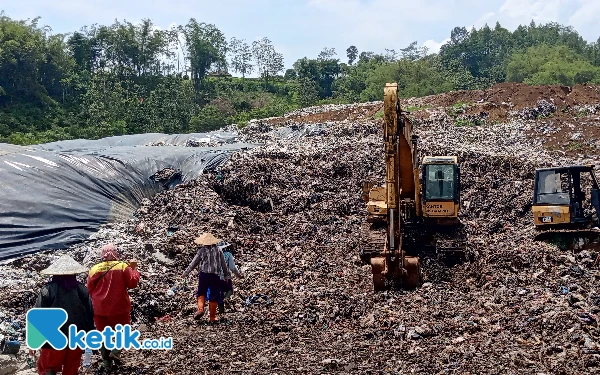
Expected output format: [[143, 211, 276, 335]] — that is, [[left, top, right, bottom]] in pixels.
[[520, 99, 557, 120]]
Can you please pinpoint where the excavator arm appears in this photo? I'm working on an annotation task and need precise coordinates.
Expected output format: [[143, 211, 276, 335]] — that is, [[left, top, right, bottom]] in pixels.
[[367, 83, 421, 290], [361, 84, 465, 291], [383, 84, 417, 253]]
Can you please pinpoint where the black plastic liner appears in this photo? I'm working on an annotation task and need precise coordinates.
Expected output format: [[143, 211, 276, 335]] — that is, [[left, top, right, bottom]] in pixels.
[[0, 132, 257, 259]]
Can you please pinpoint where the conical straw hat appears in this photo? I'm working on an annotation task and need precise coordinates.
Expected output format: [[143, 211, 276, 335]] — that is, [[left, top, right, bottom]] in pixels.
[[40, 255, 88, 275], [194, 233, 220, 246]]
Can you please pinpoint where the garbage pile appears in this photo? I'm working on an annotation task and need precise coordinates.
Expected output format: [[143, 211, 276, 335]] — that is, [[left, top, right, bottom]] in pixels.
[[520, 99, 558, 120], [1, 82, 600, 374]]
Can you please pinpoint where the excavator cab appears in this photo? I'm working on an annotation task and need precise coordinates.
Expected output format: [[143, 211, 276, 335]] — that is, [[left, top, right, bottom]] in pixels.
[[420, 156, 460, 222], [533, 165, 600, 229]]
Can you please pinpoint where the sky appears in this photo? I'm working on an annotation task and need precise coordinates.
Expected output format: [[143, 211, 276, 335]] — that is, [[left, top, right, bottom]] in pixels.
[[2, 0, 600, 71]]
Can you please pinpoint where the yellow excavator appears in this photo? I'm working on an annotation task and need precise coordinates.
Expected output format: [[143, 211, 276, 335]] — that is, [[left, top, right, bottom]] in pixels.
[[360, 83, 465, 290], [532, 165, 600, 241]]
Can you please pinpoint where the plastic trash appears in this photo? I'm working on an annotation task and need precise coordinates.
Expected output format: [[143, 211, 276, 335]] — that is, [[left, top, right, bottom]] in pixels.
[[10, 320, 22, 330], [167, 225, 180, 237], [1, 339, 20, 354], [27, 352, 36, 368], [244, 293, 273, 306], [83, 348, 92, 367], [0, 322, 18, 336]]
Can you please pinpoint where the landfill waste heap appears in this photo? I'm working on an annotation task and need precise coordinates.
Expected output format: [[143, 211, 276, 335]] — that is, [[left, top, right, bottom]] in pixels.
[[1, 82, 600, 374]]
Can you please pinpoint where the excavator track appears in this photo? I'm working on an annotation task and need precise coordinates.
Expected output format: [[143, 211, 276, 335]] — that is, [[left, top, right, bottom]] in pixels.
[[359, 222, 387, 264], [432, 225, 469, 262], [402, 222, 469, 262]]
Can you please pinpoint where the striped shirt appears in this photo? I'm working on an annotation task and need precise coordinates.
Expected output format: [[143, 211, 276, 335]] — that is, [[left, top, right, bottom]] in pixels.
[[218, 251, 242, 280], [184, 245, 230, 278]]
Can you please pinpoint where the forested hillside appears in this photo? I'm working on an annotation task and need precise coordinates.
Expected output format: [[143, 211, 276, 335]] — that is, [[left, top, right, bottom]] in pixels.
[[1, 13, 600, 145]]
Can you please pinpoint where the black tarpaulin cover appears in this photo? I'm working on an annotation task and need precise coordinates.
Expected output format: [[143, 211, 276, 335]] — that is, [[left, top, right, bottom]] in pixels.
[[0, 132, 257, 260]]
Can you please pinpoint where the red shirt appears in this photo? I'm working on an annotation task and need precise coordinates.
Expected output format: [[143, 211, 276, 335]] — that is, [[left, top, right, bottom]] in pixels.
[[87, 261, 140, 317]]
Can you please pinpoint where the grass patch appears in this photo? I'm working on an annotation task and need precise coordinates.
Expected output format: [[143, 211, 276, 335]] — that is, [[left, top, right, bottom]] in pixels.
[[537, 113, 554, 119], [455, 118, 478, 127], [566, 141, 585, 152], [405, 105, 431, 112], [448, 102, 470, 117], [375, 109, 384, 119], [563, 140, 596, 154]]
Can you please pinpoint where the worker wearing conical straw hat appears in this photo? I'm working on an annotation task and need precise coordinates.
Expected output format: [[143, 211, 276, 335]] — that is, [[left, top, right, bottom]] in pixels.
[[33, 255, 95, 375], [182, 233, 231, 323]]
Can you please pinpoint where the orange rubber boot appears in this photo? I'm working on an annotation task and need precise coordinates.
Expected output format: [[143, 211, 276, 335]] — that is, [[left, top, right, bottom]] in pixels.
[[208, 301, 219, 323], [194, 296, 206, 320]]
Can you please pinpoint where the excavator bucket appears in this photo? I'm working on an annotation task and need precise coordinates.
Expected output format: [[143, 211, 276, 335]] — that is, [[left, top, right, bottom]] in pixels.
[[370, 256, 387, 291], [369, 253, 421, 291], [402, 256, 421, 289]]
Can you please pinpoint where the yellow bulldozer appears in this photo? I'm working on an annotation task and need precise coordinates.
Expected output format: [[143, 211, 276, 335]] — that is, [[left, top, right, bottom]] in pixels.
[[532, 165, 600, 241], [360, 83, 466, 290]]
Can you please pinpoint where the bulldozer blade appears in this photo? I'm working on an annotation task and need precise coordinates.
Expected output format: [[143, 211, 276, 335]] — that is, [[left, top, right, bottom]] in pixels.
[[534, 228, 600, 242]]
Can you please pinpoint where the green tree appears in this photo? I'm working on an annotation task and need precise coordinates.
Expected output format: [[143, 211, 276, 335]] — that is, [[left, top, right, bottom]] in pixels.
[[228, 37, 253, 77], [252, 37, 284, 83], [399, 42, 420, 61], [585, 37, 600, 66], [293, 54, 341, 100], [294, 77, 320, 107], [507, 44, 600, 85], [284, 68, 297, 80], [316, 48, 341, 98], [0, 15, 48, 102], [346, 45, 358, 65], [189, 105, 229, 132], [40, 34, 76, 102], [180, 19, 227, 93]]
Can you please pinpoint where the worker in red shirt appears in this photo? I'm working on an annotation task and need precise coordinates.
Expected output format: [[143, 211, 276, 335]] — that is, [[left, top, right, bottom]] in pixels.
[[87, 244, 140, 370]]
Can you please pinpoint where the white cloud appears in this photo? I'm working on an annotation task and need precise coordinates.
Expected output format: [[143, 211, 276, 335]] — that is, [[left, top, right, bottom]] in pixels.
[[497, 0, 563, 28], [568, 0, 600, 41], [423, 38, 450, 54], [307, 0, 454, 52], [473, 12, 496, 28]]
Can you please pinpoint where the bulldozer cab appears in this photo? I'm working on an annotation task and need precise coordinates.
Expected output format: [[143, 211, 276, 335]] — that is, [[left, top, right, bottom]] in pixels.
[[533, 165, 600, 227]]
